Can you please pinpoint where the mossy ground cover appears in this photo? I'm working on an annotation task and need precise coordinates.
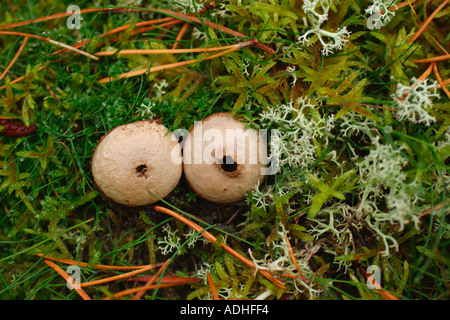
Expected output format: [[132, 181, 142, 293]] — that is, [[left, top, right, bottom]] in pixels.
[[0, 0, 449, 300]]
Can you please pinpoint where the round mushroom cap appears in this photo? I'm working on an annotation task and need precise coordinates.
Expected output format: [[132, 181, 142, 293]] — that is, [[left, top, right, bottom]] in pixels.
[[183, 112, 267, 204], [92, 120, 182, 206]]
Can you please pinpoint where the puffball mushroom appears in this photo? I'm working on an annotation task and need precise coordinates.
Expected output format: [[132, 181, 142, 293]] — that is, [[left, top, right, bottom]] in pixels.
[[183, 112, 267, 204], [91, 120, 182, 206]]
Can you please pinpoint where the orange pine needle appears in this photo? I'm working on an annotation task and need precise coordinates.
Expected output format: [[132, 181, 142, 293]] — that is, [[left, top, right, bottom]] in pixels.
[[98, 39, 257, 84], [418, 62, 435, 81], [153, 205, 286, 290], [51, 17, 177, 56], [128, 276, 202, 284], [132, 259, 170, 300], [409, 0, 450, 43], [0, 31, 98, 60], [413, 54, 450, 64], [80, 263, 162, 288], [172, 22, 190, 50], [362, 267, 400, 300], [0, 7, 145, 30], [284, 235, 307, 283], [43, 259, 91, 300], [432, 62, 450, 98], [207, 272, 220, 300], [0, 36, 28, 81], [102, 281, 194, 300], [36, 253, 161, 270]]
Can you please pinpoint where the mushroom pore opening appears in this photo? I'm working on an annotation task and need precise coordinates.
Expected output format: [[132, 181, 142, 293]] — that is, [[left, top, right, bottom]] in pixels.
[[136, 164, 148, 177], [220, 155, 238, 172]]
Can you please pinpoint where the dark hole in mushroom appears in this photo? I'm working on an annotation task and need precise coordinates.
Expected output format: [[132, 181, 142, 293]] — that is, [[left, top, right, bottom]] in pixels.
[[220, 155, 238, 172], [136, 164, 148, 177]]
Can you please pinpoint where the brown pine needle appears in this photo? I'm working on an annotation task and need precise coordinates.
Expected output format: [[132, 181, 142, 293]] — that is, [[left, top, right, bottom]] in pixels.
[[98, 39, 257, 84], [0, 36, 28, 81], [43, 259, 91, 300], [0, 31, 98, 60], [433, 62, 450, 98], [36, 253, 162, 270], [409, 0, 450, 43], [207, 272, 220, 300], [153, 205, 286, 290], [80, 263, 162, 288]]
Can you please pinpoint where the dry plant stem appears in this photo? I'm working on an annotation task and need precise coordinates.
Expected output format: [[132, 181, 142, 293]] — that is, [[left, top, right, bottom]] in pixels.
[[131, 259, 170, 300], [43, 259, 92, 300], [80, 263, 162, 288], [0, 36, 28, 81], [433, 62, 450, 98], [98, 39, 257, 83], [95, 43, 243, 56], [153, 206, 286, 290], [35, 253, 163, 270], [409, 0, 450, 43], [207, 272, 220, 300], [0, 31, 98, 60]]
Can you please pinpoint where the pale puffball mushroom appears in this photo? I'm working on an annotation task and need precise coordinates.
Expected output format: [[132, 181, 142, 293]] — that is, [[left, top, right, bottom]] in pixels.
[[183, 112, 267, 204], [91, 120, 182, 206]]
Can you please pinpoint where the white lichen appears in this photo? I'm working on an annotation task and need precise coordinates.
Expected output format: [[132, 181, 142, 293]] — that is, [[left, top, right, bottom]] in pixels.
[[298, 0, 351, 55], [393, 77, 440, 125]]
